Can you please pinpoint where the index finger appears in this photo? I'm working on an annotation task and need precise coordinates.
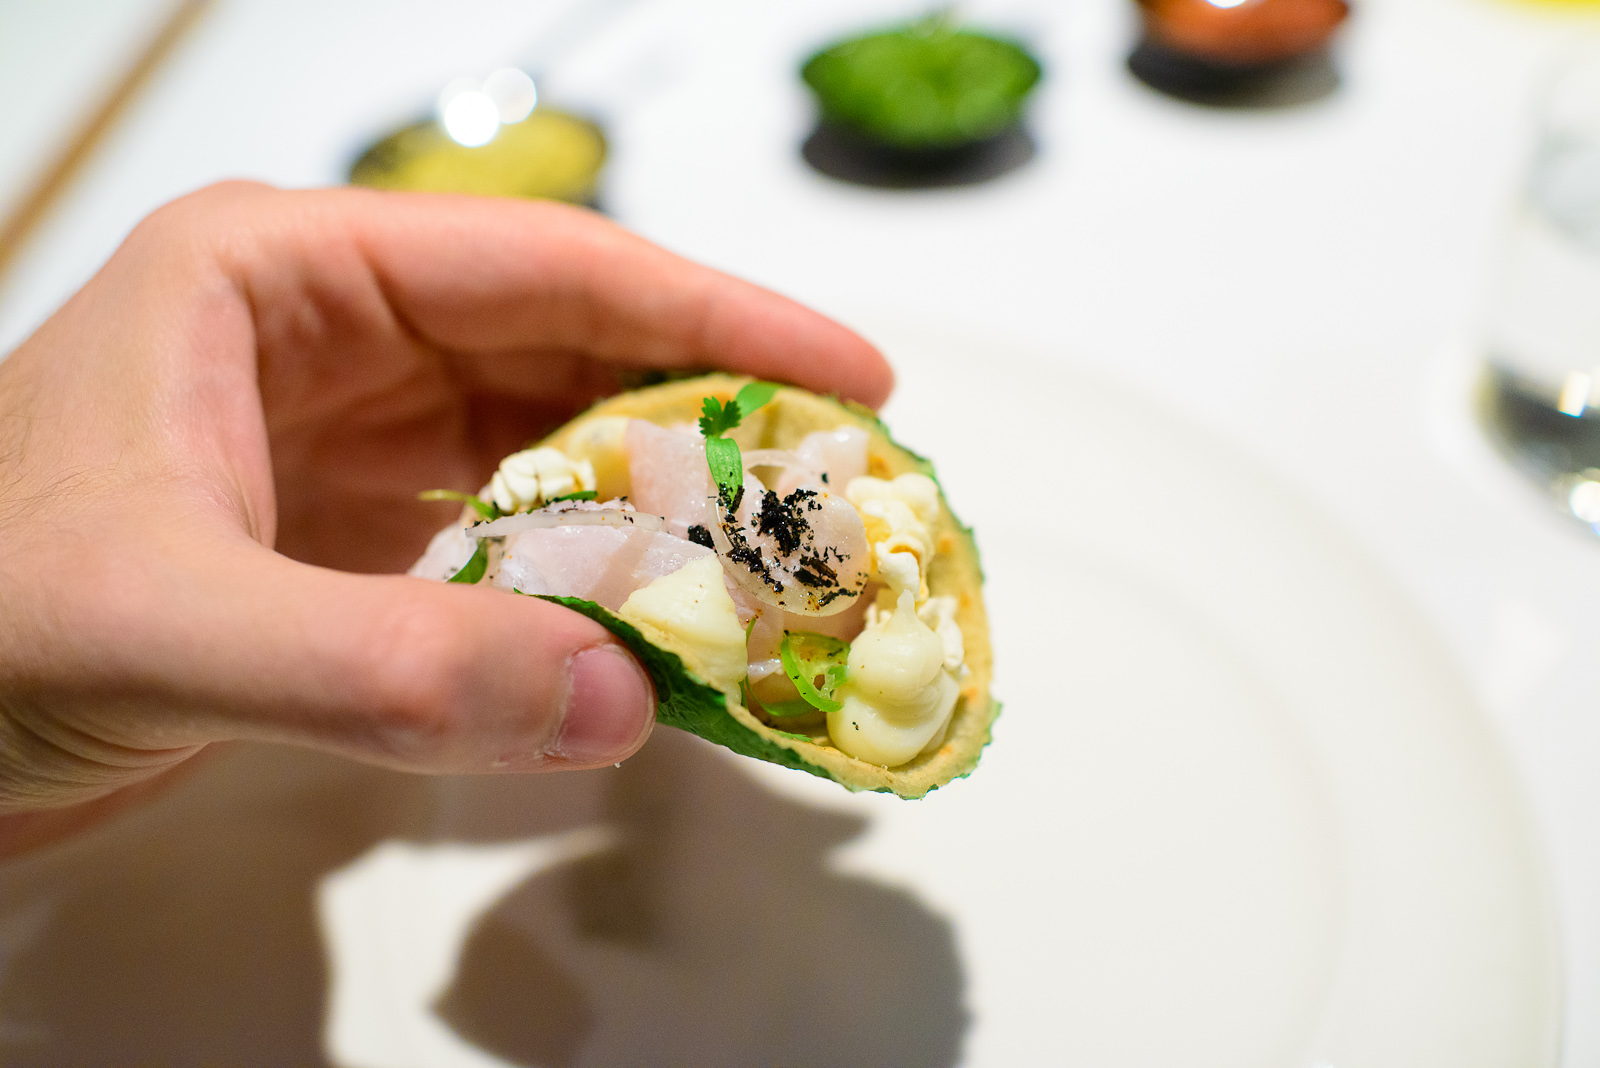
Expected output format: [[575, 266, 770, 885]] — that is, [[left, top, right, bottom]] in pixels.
[[217, 183, 895, 408]]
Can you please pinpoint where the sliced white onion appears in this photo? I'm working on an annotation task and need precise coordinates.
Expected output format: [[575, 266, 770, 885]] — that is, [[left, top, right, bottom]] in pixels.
[[747, 657, 783, 683], [741, 448, 814, 474], [466, 507, 666, 540], [741, 450, 827, 497], [704, 493, 860, 617], [706, 499, 773, 604]]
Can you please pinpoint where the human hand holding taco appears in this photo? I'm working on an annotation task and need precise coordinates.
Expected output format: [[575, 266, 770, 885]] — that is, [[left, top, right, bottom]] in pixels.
[[0, 183, 890, 855]]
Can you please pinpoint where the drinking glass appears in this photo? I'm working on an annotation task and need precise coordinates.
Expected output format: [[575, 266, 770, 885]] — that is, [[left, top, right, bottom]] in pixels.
[[1479, 57, 1600, 528]]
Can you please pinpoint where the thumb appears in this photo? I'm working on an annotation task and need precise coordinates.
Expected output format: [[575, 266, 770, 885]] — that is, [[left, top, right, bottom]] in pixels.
[[69, 535, 657, 778]]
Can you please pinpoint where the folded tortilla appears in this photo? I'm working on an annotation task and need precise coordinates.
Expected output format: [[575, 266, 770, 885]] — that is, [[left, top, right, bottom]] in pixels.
[[443, 374, 996, 798]]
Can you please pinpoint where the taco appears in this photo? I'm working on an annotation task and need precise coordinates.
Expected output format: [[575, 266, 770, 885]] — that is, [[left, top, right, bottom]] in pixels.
[[410, 375, 994, 798]]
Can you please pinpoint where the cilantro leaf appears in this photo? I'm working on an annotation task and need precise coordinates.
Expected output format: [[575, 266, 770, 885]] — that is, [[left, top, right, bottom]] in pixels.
[[705, 435, 745, 508], [550, 490, 598, 503], [698, 383, 782, 507], [698, 396, 741, 438], [734, 381, 780, 418], [446, 538, 490, 584], [698, 382, 781, 439], [419, 489, 501, 521]]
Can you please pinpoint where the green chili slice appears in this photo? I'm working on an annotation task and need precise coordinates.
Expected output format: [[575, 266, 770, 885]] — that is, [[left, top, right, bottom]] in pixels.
[[778, 631, 850, 714]]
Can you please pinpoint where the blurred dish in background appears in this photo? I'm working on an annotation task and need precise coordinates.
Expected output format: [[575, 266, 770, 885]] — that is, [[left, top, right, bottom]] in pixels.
[[1479, 57, 1600, 532], [1127, 0, 1347, 107], [349, 109, 605, 204], [349, 66, 606, 205], [798, 13, 1042, 189]]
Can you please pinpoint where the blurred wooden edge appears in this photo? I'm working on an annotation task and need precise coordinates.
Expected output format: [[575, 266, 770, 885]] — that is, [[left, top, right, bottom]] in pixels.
[[0, 0, 214, 285]]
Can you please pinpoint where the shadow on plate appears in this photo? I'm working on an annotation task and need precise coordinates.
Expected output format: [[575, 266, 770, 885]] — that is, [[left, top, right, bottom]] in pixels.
[[801, 120, 1035, 190], [0, 731, 964, 1068], [435, 729, 966, 1067], [1127, 39, 1339, 109]]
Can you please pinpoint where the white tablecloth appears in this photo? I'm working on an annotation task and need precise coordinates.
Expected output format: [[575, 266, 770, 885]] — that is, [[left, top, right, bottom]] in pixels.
[[4, 0, 1600, 1060]]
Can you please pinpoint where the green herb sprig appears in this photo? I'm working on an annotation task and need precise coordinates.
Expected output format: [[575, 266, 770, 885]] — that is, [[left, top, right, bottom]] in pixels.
[[418, 489, 502, 521], [699, 381, 781, 508]]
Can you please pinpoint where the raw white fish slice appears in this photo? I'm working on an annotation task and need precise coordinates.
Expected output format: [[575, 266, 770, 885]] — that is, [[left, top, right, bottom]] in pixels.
[[492, 524, 713, 610], [625, 420, 711, 529]]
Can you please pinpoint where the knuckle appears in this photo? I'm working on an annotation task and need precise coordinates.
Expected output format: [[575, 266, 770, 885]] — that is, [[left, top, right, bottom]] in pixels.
[[130, 183, 233, 236], [356, 600, 482, 763], [123, 182, 277, 264], [153, 180, 272, 225]]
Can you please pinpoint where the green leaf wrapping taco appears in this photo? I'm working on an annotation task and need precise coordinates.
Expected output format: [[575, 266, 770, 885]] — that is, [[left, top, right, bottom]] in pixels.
[[410, 375, 995, 798]]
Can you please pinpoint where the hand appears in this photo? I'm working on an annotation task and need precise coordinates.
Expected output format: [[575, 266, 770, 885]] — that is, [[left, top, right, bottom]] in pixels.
[[0, 182, 892, 854]]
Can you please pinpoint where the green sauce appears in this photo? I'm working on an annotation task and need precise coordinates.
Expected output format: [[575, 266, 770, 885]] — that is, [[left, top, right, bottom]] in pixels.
[[801, 15, 1042, 149]]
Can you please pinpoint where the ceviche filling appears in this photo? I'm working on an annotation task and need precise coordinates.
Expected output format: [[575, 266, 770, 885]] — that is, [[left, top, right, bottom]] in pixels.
[[410, 384, 969, 769]]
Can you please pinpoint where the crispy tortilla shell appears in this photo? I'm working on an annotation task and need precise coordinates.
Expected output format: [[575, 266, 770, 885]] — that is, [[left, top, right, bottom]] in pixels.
[[539, 375, 995, 798]]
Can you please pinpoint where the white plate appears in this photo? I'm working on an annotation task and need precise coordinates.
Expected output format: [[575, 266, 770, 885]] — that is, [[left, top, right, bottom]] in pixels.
[[0, 325, 1558, 1068], [845, 321, 1561, 1066]]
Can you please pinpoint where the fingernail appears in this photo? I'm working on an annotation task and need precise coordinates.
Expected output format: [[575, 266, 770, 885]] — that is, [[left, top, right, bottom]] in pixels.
[[554, 645, 654, 764]]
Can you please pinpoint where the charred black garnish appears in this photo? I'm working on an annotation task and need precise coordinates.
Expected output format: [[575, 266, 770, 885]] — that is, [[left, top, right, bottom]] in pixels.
[[720, 507, 785, 592], [716, 484, 863, 607], [696, 385, 868, 612], [756, 487, 818, 556], [800, 554, 836, 581], [792, 551, 842, 589]]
